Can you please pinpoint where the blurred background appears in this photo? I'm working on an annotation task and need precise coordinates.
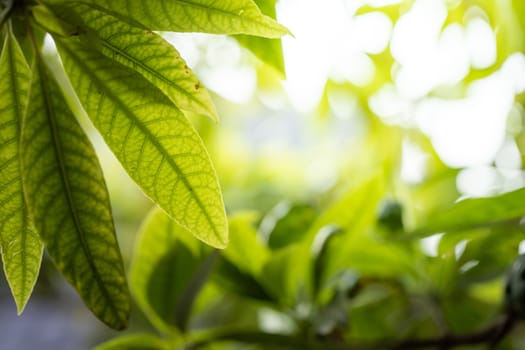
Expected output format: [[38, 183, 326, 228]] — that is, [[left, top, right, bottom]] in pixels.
[[2, 0, 525, 348]]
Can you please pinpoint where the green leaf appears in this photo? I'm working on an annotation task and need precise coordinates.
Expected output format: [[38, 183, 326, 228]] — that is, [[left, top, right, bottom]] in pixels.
[[0, 0, 15, 29], [223, 212, 269, 276], [213, 257, 273, 301], [412, 187, 525, 237], [49, 3, 219, 122], [262, 203, 317, 250], [260, 244, 309, 306], [0, 25, 43, 314], [95, 334, 170, 350], [310, 175, 388, 289], [55, 37, 228, 248], [233, 0, 286, 76], [129, 207, 205, 333], [20, 51, 130, 329], [47, 0, 290, 37], [306, 174, 385, 241]]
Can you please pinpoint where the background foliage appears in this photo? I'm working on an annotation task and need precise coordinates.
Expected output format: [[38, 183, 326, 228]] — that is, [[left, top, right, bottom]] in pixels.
[[3, 0, 525, 349]]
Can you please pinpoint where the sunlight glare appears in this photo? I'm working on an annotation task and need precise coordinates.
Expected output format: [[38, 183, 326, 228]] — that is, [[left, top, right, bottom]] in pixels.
[[466, 17, 496, 69], [352, 12, 393, 54]]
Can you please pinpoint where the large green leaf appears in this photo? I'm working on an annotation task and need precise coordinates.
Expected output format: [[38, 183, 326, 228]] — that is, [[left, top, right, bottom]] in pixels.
[[20, 52, 130, 329], [129, 207, 205, 333], [48, 3, 219, 122], [55, 37, 228, 248], [0, 25, 43, 313], [46, 0, 289, 37], [412, 187, 525, 236]]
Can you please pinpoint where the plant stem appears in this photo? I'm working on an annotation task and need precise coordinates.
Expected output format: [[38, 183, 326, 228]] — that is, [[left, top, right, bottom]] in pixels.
[[186, 313, 518, 350]]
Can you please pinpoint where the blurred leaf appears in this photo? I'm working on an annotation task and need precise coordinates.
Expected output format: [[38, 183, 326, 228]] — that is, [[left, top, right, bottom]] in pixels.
[[223, 212, 269, 276], [55, 37, 228, 248], [47, 0, 290, 37], [311, 175, 388, 287], [174, 250, 218, 331], [0, 24, 43, 313], [305, 175, 385, 240], [455, 227, 522, 285], [129, 207, 205, 334], [260, 244, 309, 306], [21, 52, 129, 329], [264, 203, 317, 250], [442, 294, 499, 334], [311, 225, 342, 297], [213, 257, 273, 301], [95, 334, 170, 350], [376, 199, 404, 232], [413, 187, 525, 237], [50, 3, 219, 122], [349, 284, 413, 340], [233, 0, 286, 77]]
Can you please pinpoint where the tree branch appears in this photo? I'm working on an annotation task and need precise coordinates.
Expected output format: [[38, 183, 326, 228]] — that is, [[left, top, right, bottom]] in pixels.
[[186, 313, 518, 350]]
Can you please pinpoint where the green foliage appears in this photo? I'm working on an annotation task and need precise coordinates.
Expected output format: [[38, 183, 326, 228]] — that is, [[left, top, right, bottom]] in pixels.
[[412, 187, 525, 236], [0, 24, 43, 314], [5, 0, 525, 348], [94, 334, 170, 350], [0, 0, 287, 329], [22, 46, 130, 329]]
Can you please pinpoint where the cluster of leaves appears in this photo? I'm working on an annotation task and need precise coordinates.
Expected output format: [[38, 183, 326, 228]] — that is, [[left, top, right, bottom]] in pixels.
[[92, 0, 525, 348], [96, 165, 525, 349], [0, 0, 288, 330]]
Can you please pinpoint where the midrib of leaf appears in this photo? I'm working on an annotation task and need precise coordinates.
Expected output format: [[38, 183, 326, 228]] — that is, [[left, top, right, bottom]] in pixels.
[[0, 24, 42, 313], [47, 0, 289, 37], [168, 0, 280, 32], [57, 41, 223, 244], [34, 57, 120, 319], [7, 31, 30, 301], [98, 39, 208, 117]]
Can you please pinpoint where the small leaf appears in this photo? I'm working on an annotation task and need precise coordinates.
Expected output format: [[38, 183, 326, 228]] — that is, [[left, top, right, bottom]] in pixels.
[[262, 203, 317, 250], [47, 0, 290, 37], [20, 52, 130, 329], [233, 0, 286, 76], [412, 187, 525, 237], [308, 175, 387, 290], [260, 244, 309, 306], [129, 207, 205, 333], [306, 175, 385, 241], [0, 24, 43, 313], [55, 37, 228, 248], [94, 334, 170, 350], [50, 3, 219, 122]]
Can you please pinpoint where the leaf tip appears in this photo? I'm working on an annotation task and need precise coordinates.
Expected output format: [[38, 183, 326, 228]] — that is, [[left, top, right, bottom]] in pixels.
[[15, 301, 28, 316]]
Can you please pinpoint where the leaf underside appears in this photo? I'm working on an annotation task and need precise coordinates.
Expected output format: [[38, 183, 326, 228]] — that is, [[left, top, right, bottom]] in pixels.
[[50, 3, 219, 122], [20, 54, 130, 329], [55, 37, 228, 248], [0, 26, 43, 314], [47, 0, 290, 37]]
